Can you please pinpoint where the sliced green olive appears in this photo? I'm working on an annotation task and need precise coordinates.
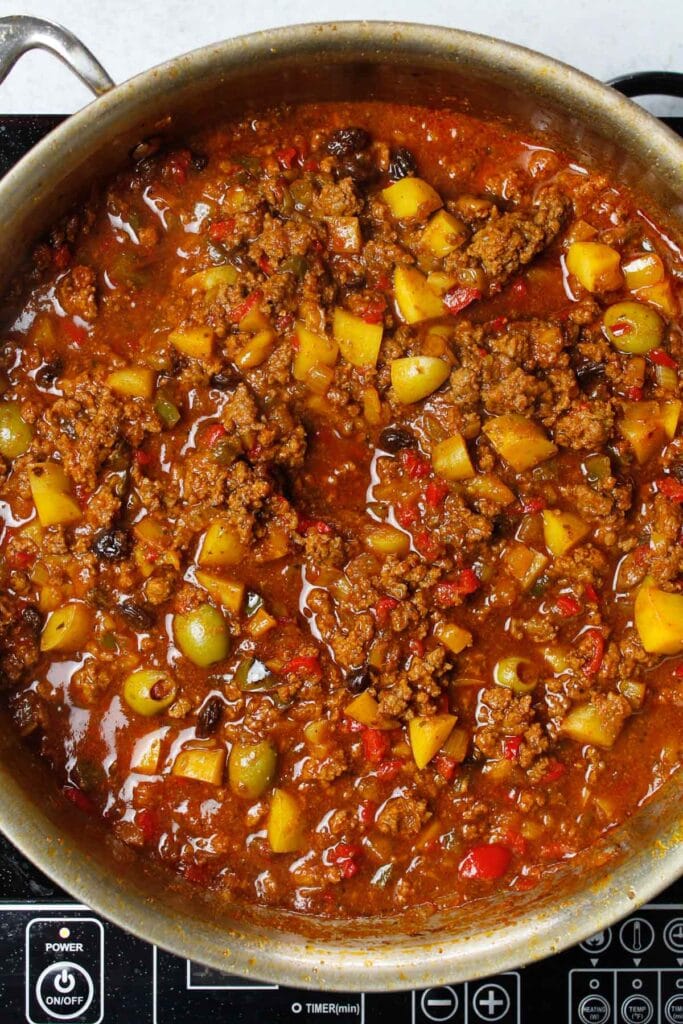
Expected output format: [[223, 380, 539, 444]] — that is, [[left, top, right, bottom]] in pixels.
[[228, 740, 277, 798], [233, 656, 277, 691], [123, 669, 176, 716], [493, 656, 537, 694], [173, 603, 230, 667], [0, 402, 33, 459], [603, 300, 664, 354]]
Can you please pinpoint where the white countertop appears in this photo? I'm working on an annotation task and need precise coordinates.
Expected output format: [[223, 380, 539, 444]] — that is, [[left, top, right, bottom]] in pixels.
[[1, 0, 682, 114]]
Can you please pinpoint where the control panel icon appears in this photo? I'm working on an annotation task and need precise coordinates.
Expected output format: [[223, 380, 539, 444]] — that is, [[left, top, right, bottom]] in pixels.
[[25, 918, 103, 1024], [619, 918, 655, 956], [419, 986, 459, 1022], [580, 930, 612, 956]]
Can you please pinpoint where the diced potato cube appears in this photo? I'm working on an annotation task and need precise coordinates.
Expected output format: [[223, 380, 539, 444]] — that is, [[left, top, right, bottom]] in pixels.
[[246, 607, 277, 638], [195, 570, 245, 614], [618, 403, 665, 464], [435, 622, 473, 655], [426, 272, 458, 296], [199, 521, 245, 567], [106, 366, 155, 399], [365, 524, 410, 558], [623, 253, 665, 290], [561, 703, 624, 749], [618, 679, 646, 710], [293, 322, 338, 381], [420, 210, 467, 258], [41, 603, 92, 652], [134, 515, 172, 549], [325, 216, 362, 254], [305, 363, 336, 395], [362, 386, 382, 425], [502, 541, 548, 591], [543, 645, 570, 672], [131, 734, 163, 774], [333, 308, 383, 368], [345, 691, 397, 730], [267, 789, 304, 853], [169, 326, 215, 359], [235, 329, 275, 369], [409, 713, 457, 769], [465, 474, 515, 505], [432, 434, 475, 481], [381, 177, 443, 221], [634, 578, 683, 655], [542, 509, 590, 557], [441, 726, 469, 762], [393, 266, 446, 323], [183, 265, 239, 295], [172, 747, 226, 785], [29, 463, 82, 528], [483, 414, 557, 472], [239, 305, 271, 332], [635, 281, 679, 318], [566, 241, 623, 293], [391, 356, 450, 404], [661, 399, 681, 439]]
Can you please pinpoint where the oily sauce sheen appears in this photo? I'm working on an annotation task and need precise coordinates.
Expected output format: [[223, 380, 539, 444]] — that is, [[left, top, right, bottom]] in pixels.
[[0, 102, 682, 917]]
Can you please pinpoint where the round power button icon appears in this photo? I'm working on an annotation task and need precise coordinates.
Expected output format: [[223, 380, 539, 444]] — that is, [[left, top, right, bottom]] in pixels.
[[35, 962, 94, 1020]]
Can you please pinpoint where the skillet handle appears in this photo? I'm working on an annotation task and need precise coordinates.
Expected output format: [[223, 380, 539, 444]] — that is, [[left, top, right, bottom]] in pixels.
[[608, 71, 683, 98], [0, 15, 114, 96]]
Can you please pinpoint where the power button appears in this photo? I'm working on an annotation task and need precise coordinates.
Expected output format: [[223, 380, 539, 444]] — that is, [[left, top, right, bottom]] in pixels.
[[35, 962, 94, 1020], [25, 918, 103, 1024]]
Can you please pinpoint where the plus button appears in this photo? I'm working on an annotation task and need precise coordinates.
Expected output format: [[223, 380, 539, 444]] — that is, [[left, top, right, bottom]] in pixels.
[[473, 983, 511, 1021]]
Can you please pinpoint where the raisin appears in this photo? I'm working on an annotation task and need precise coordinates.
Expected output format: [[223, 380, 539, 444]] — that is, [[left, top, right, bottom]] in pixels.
[[209, 367, 241, 391], [574, 360, 606, 395], [21, 604, 43, 636], [119, 600, 155, 630], [91, 529, 131, 562], [346, 668, 373, 695], [337, 152, 378, 185], [388, 147, 417, 181], [196, 695, 224, 738], [191, 152, 208, 172], [36, 357, 63, 388], [379, 426, 415, 452], [327, 127, 371, 157]]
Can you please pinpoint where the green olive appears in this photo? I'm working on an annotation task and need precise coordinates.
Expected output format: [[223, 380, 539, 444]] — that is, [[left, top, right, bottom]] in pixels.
[[603, 300, 664, 354], [228, 740, 277, 798], [0, 402, 33, 459], [173, 603, 230, 667], [493, 656, 537, 694], [123, 669, 176, 716]]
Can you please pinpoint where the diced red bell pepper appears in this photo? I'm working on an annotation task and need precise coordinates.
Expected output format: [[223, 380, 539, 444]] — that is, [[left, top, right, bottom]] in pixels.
[[540, 760, 566, 784], [360, 295, 387, 324], [657, 477, 683, 503], [649, 348, 677, 369], [282, 654, 322, 679], [414, 530, 440, 560], [136, 808, 158, 844], [503, 736, 522, 761], [358, 800, 377, 826], [375, 758, 404, 782], [458, 843, 512, 881], [434, 754, 458, 783], [434, 569, 480, 608], [584, 583, 599, 604], [443, 286, 482, 316], [400, 450, 430, 480], [408, 638, 425, 658], [276, 146, 299, 169], [362, 729, 391, 764], [425, 480, 449, 508], [134, 449, 153, 468], [340, 858, 360, 879], [63, 785, 95, 815], [489, 315, 508, 332], [230, 289, 262, 323], [297, 516, 332, 534], [258, 254, 273, 276], [375, 596, 399, 626], [520, 496, 546, 514], [626, 385, 643, 402], [674, 664, 683, 679], [609, 320, 633, 337], [585, 630, 605, 676], [555, 594, 582, 617], [328, 842, 363, 864], [62, 319, 88, 346], [511, 277, 529, 299], [395, 501, 419, 528], [208, 218, 236, 243], [203, 423, 227, 448]]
